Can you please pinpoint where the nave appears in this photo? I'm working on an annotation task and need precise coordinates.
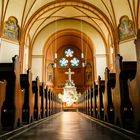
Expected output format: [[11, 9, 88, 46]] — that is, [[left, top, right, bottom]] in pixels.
[[1, 0, 140, 140], [10, 112, 132, 140]]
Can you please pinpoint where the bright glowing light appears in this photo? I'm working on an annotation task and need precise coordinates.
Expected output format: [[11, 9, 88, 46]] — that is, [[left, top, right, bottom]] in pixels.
[[65, 49, 74, 57], [58, 91, 81, 106], [70, 57, 79, 67], [59, 58, 68, 67]]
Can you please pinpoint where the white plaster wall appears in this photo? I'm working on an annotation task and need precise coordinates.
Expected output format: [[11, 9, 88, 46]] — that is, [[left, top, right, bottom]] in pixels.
[[119, 40, 136, 61], [32, 57, 43, 81], [95, 56, 107, 80], [0, 39, 19, 62]]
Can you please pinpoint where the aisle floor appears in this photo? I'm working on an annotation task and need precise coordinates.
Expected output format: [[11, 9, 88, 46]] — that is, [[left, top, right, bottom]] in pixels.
[[12, 112, 132, 140]]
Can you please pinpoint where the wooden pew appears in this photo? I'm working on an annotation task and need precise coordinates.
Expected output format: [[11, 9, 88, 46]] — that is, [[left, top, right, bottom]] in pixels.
[[84, 90, 87, 114], [96, 76, 105, 120], [0, 55, 24, 130], [44, 87, 48, 117], [20, 69, 35, 124], [103, 67, 115, 123], [84, 92, 87, 114], [39, 82, 45, 118], [92, 82, 98, 118], [49, 90, 53, 115], [47, 89, 51, 116], [0, 80, 6, 131], [128, 29, 140, 132], [111, 54, 136, 128], [51, 93, 55, 114], [77, 93, 84, 113], [87, 89, 91, 115], [89, 87, 93, 116], [32, 77, 41, 120], [56, 96, 62, 113], [84, 91, 87, 114]]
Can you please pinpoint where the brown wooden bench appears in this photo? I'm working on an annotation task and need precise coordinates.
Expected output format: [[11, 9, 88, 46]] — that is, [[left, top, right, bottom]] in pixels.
[[85, 90, 89, 114], [0, 80, 6, 131], [49, 90, 53, 116], [32, 76, 41, 120], [55, 95, 62, 113], [112, 54, 136, 128], [44, 87, 49, 117], [77, 93, 85, 113], [88, 87, 93, 116], [96, 76, 105, 120], [51, 92, 55, 115], [92, 82, 98, 118], [20, 69, 35, 124], [39, 82, 45, 118], [0, 55, 24, 130], [128, 29, 140, 133], [47, 89, 51, 116], [103, 67, 115, 123]]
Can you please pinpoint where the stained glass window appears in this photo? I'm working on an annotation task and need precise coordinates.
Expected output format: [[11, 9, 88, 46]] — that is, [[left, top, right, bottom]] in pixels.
[[59, 48, 80, 67], [65, 49, 74, 57], [59, 58, 68, 67], [70, 57, 80, 67]]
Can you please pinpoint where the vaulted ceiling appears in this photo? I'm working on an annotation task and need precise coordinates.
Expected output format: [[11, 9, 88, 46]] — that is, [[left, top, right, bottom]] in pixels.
[[0, 0, 139, 50]]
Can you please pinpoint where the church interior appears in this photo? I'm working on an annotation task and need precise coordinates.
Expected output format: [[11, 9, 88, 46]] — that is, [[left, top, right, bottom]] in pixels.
[[0, 0, 140, 139]]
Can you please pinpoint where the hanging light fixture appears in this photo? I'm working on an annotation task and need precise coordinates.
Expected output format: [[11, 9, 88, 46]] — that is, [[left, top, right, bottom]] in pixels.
[[53, 19, 57, 68], [81, 16, 84, 59]]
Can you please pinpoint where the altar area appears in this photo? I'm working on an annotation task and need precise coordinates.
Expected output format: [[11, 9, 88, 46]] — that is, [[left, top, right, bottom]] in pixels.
[[58, 68, 81, 110]]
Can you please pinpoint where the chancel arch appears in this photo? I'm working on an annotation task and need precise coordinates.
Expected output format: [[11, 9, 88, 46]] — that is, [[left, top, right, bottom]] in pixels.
[[36, 27, 110, 94], [31, 20, 110, 86]]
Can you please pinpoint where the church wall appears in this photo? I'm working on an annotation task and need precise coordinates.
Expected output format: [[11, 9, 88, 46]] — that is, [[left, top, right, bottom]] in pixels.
[[0, 2, 2, 24], [32, 57, 43, 81], [138, 3, 140, 29], [0, 38, 19, 62], [119, 40, 136, 61], [95, 56, 107, 80]]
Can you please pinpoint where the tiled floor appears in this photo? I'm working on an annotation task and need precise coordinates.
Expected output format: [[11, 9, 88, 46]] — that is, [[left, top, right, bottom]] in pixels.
[[12, 112, 132, 140]]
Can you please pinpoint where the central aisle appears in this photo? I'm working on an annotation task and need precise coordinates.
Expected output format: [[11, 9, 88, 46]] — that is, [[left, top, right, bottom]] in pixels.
[[12, 112, 131, 140]]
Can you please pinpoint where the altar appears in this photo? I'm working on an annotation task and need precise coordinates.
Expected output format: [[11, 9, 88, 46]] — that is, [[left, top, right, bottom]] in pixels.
[[58, 68, 81, 106]]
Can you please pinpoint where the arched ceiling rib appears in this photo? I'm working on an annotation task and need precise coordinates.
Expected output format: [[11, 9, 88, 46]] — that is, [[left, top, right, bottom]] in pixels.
[[24, 1, 113, 49], [1, 0, 138, 30]]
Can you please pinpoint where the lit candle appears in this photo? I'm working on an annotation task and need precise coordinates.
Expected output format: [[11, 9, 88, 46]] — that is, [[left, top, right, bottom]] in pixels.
[[81, 52, 84, 58], [82, 62, 85, 67], [53, 63, 56, 68], [55, 53, 57, 59]]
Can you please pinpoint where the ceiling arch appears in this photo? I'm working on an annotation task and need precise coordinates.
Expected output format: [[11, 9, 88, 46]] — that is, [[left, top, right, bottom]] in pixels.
[[44, 29, 94, 60], [32, 19, 106, 57], [24, 0, 115, 51]]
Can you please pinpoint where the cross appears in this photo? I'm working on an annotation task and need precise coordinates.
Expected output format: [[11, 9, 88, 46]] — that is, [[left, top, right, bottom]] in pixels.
[[65, 68, 74, 82]]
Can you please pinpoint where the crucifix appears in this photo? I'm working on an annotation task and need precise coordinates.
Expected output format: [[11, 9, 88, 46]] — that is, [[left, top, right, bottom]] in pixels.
[[65, 68, 74, 82]]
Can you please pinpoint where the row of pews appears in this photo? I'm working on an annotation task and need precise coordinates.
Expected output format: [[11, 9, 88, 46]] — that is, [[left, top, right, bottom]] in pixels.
[[78, 29, 140, 133], [0, 55, 62, 132]]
